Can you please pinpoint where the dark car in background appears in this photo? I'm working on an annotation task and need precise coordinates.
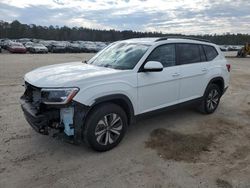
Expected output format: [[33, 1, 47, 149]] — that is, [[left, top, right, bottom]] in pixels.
[[1, 39, 12, 49], [7, 42, 27, 53], [0, 39, 6, 48]]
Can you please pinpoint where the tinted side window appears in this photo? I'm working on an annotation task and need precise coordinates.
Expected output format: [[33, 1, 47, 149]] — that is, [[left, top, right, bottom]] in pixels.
[[146, 44, 176, 67], [178, 44, 201, 64], [203, 45, 218, 61]]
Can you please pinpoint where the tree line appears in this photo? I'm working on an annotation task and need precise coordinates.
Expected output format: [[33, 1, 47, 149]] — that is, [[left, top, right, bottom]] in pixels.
[[0, 20, 249, 45]]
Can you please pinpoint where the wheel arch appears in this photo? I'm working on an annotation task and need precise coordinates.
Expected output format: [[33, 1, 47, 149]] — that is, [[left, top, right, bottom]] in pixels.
[[87, 94, 135, 125], [205, 77, 225, 95]]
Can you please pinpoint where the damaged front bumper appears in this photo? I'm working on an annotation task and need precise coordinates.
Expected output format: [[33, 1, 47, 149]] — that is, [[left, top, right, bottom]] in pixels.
[[20, 97, 89, 144]]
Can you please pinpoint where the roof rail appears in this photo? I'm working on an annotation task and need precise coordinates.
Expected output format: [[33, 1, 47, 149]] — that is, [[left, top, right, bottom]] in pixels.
[[155, 36, 211, 43]]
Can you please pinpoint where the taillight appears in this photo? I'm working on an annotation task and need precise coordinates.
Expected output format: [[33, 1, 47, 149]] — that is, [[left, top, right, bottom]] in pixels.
[[226, 64, 231, 72]]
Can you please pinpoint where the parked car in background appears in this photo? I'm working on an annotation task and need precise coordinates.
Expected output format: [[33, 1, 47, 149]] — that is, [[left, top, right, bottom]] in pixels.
[[7, 42, 27, 53], [66, 42, 82, 53], [219, 45, 228, 51], [0, 39, 6, 47], [0, 46, 2, 53], [84, 41, 99, 52], [219, 45, 243, 52], [50, 42, 67, 53], [95, 42, 107, 51], [228, 45, 242, 51], [39, 40, 56, 51], [77, 41, 92, 52], [1, 39, 12, 49], [31, 39, 41, 43], [29, 43, 48, 53], [25, 42, 34, 51], [17, 38, 31, 45]]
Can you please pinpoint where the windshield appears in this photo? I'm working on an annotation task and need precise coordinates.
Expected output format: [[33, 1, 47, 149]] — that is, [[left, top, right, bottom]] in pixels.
[[89, 42, 149, 70]]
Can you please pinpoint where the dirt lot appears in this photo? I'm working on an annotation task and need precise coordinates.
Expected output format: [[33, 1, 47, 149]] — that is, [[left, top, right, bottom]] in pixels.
[[0, 52, 249, 188]]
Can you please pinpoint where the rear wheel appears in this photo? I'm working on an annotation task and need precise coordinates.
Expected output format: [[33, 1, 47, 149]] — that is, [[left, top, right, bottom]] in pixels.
[[198, 84, 222, 114], [83, 103, 127, 151]]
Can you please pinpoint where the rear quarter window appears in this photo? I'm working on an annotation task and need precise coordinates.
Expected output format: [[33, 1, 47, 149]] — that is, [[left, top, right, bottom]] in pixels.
[[203, 45, 218, 61]]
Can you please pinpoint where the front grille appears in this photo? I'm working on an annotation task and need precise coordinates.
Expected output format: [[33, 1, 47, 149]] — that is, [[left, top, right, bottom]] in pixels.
[[23, 82, 41, 108]]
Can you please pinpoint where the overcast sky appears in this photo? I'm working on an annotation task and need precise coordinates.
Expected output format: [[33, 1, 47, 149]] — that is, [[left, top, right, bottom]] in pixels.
[[0, 0, 250, 34]]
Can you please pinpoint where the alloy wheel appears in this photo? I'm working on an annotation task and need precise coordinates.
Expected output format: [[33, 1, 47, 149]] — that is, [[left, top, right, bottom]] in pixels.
[[94, 113, 123, 145], [206, 89, 220, 111]]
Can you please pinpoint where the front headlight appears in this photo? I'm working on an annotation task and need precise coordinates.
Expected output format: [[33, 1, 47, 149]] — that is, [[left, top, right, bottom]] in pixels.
[[41, 88, 79, 105]]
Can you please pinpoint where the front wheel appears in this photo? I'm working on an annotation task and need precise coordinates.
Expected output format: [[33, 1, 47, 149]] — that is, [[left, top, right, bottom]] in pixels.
[[198, 84, 222, 114], [83, 103, 127, 151]]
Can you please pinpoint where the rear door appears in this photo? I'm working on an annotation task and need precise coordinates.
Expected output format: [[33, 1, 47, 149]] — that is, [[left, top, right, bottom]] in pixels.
[[177, 43, 209, 102]]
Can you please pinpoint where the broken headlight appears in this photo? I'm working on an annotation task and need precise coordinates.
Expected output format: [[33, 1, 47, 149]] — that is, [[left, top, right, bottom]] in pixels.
[[41, 88, 79, 105]]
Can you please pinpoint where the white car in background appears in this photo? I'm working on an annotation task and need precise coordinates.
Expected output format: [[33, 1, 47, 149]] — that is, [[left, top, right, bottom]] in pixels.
[[29, 43, 48, 53], [25, 42, 34, 51]]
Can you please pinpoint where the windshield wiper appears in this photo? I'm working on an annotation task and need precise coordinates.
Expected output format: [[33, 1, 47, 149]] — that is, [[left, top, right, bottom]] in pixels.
[[100, 64, 114, 68]]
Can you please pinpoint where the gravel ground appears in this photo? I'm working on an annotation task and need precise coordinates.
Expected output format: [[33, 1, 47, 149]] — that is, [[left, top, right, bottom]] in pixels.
[[0, 52, 250, 188]]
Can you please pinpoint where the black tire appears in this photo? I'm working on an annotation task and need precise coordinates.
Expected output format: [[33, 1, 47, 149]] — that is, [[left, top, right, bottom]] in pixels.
[[198, 84, 222, 114], [237, 50, 241, 57], [237, 49, 247, 58], [83, 103, 127, 151]]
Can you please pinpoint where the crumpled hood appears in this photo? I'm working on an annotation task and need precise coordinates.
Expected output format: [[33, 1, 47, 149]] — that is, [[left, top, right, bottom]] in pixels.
[[24, 62, 121, 88]]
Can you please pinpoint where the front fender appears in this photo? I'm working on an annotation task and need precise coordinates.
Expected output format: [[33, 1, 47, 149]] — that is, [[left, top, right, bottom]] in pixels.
[[73, 81, 137, 113]]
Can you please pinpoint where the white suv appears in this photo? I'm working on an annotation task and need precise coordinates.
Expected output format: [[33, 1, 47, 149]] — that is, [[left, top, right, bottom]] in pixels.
[[20, 37, 230, 151]]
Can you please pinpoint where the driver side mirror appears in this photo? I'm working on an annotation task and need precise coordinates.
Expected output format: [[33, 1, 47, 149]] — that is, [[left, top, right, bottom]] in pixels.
[[143, 61, 163, 72]]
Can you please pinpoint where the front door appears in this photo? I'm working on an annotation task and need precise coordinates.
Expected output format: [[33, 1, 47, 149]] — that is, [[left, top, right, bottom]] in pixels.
[[137, 44, 180, 114]]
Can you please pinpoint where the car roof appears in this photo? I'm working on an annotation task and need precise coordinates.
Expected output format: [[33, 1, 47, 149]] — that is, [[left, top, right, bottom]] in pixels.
[[123, 38, 158, 45], [123, 37, 214, 46]]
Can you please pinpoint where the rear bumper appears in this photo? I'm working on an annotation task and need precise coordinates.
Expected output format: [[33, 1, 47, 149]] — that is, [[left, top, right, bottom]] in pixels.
[[52, 48, 66, 53], [32, 49, 48, 53], [9, 48, 26, 53]]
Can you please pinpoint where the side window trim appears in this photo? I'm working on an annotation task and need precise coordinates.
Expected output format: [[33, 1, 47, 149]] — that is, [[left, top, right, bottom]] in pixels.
[[176, 43, 181, 66], [199, 44, 207, 62]]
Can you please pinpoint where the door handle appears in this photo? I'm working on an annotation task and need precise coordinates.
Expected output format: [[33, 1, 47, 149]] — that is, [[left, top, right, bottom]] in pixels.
[[172, 73, 180, 77], [202, 68, 208, 72]]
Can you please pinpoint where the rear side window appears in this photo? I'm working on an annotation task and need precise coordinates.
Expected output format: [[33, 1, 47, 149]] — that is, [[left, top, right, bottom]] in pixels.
[[177, 44, 201, 64], [203, 45, 218, 61], [146, 44, 176, 67]]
